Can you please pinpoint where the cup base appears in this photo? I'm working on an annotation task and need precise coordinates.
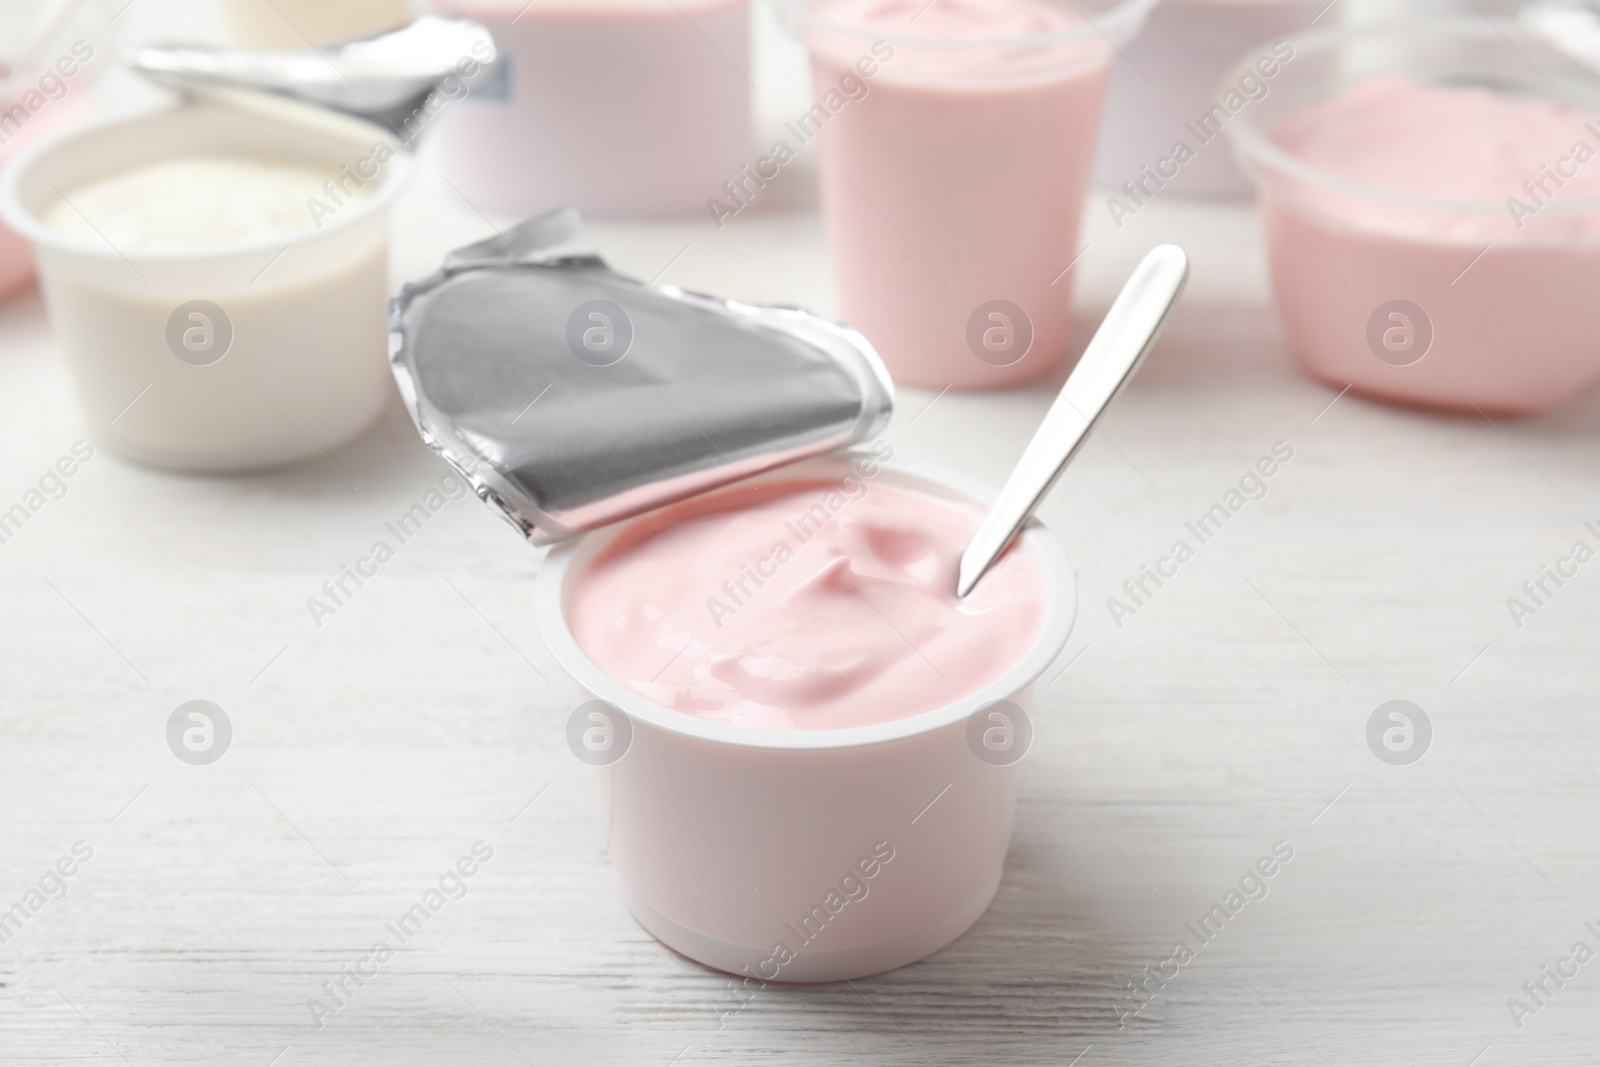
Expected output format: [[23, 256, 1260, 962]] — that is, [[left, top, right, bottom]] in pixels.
[[88, 393, 390, 475], [618, 877, 1001, 984]]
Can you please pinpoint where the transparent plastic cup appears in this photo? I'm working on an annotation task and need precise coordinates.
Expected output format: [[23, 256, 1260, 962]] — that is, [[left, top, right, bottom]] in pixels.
[[536, 453, 1076, 982], [0, 0, 112, 298], [1225, 18, 1600, 414], [778, 0, 1157, 390], [0, 104, 411, 471]]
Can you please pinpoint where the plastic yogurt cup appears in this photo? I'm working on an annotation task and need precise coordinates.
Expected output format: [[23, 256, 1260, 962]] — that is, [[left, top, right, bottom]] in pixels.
[[778, 0, 1156, 390], [0, 92, 93, 300], [221, 0, 416, 48], [1094, 0, 1328, 198], [0, 105, 411, 471], [0, 4, 108, 300], [1225, 19, 1600, 414], [432, 0, 752, 219], [536, 454, 1076, 982]]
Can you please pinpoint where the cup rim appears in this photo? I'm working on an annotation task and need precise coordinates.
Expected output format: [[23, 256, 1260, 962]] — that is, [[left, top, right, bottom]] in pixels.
[[534, 452, 1078, 752], [0, 101, 413, 262], [1222, 16, 1600, 221], [774, 0, 1159, 52]]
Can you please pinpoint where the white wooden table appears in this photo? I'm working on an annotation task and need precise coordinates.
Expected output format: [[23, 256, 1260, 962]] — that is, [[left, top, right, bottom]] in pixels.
[[3, 5, 1599, 1065]]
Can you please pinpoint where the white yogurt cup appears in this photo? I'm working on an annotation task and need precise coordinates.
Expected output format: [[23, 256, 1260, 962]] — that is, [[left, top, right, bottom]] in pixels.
[[431, 0, 752, 219], [0, 105, 411, 472], [536, 454, 1077, 982]]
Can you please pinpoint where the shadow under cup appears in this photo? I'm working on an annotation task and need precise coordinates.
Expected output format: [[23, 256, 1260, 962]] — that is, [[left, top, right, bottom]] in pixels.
[[779, 0, 1157, 391], [535, 456, 1077, 982]]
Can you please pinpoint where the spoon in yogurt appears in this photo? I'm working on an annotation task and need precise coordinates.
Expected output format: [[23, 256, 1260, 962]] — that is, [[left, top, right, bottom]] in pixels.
[[956, 245, 1190, 598]]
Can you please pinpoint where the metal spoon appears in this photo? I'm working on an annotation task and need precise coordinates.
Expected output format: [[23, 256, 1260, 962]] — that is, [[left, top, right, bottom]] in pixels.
[[128, 16, 496, 140], [956, 245, 1190, 598]]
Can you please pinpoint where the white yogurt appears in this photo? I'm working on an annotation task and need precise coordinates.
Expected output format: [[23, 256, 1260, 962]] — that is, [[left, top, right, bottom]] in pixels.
[[1, 106, 409, 473], [45, 156, 359, 251]]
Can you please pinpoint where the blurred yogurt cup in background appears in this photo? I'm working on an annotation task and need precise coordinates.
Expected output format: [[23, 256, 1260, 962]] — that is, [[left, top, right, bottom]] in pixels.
[[1343, 0, 1518, 19], [1226, 19, 1600, 415], [0, 105, 411, 471], [430, 0, 752, 219], [1094, 0, 1332, 200], [537, 454, 1075, 981], [779, 0, 1157, 391], [222, 0, 417, 48], [0, 0, 111, 299]]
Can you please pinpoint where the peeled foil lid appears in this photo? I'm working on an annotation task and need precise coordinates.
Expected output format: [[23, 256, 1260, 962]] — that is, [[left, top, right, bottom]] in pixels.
[[129, 17, 499, 139], [389, 208, 895, 545]]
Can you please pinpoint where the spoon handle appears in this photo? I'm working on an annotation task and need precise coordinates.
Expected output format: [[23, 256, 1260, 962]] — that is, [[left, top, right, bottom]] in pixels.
[[956, 245, 1190, 598]]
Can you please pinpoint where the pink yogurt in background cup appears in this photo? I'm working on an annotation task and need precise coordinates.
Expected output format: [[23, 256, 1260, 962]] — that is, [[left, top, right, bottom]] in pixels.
[[535, 452, 1076, 982], [778, 0, 1158, 391], [1225, 19, 1600, 415], [0, 17, 107, 300], [0, 93, 92, 299]]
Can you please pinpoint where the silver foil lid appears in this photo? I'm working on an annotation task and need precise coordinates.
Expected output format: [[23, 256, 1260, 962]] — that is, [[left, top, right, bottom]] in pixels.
[[389, 208, 895, 545], [129, 16, 497, 139]]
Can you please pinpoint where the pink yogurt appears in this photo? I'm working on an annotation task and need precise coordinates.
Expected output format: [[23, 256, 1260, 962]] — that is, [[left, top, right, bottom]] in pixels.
[[1228, 21, 1600, 414], [536, 455, 1076, 981], [785, 0, 1155, 390], [570, 476, 1044, 731]]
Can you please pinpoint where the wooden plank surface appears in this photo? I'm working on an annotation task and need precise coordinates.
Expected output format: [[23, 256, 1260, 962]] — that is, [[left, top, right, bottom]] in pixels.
[[2, 10, 1598, 1065]]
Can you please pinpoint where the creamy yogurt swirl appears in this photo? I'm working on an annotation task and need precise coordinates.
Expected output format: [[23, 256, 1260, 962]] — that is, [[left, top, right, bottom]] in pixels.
[[571, 478, 1045, 731]]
